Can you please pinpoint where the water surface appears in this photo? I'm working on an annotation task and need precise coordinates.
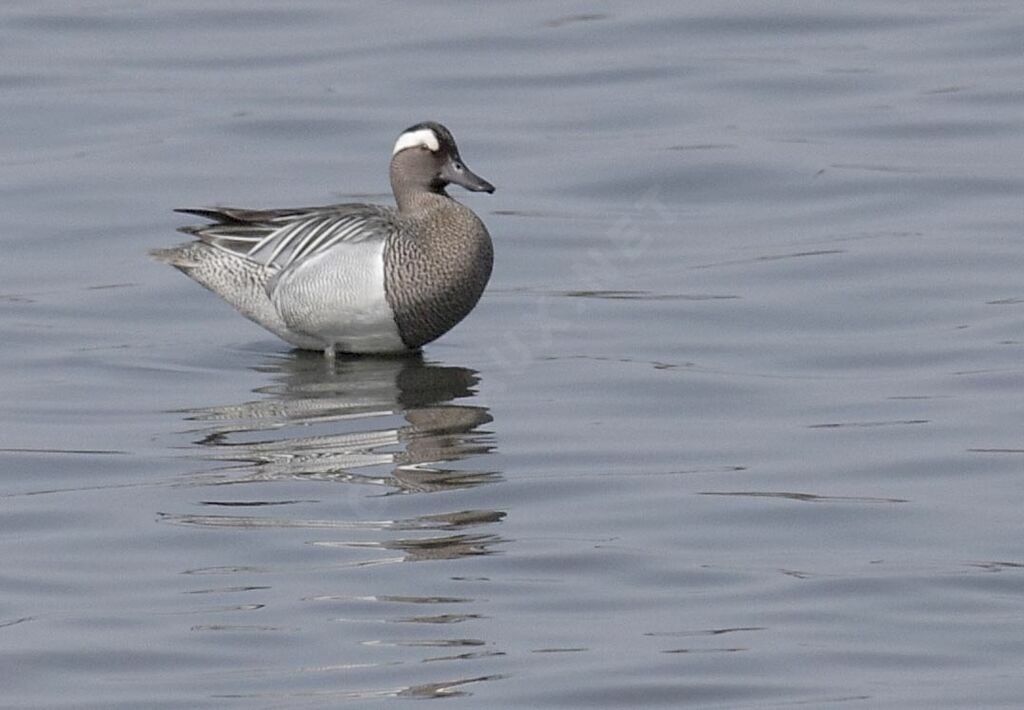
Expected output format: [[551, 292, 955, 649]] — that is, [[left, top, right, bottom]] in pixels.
[[1, 1, 1023, 708]]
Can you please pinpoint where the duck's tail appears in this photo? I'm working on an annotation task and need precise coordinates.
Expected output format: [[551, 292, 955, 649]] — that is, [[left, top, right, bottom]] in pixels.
[[150, 242, 320, 350]]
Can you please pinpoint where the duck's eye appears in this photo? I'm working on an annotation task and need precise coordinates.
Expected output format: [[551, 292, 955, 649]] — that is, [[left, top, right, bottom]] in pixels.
[[452, 162, 464, 172]]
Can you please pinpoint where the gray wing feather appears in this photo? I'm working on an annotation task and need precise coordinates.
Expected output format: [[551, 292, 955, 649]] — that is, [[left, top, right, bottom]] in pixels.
[[177, 203, 398, 271], [251, 212, 390, 270]]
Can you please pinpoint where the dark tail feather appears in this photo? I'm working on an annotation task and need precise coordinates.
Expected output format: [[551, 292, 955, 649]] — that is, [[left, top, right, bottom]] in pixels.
[[174, 207, 250, 224]]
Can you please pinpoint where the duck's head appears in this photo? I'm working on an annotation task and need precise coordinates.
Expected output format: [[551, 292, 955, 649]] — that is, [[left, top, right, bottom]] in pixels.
[[390, 121, 495, 199]]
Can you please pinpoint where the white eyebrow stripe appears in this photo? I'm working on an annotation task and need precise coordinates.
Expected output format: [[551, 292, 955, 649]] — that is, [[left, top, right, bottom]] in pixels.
[[392, 127, 440, 155]]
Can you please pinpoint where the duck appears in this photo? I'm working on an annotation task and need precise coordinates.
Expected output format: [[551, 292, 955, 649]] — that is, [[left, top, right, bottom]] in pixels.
[[151, 121, 495, 356]]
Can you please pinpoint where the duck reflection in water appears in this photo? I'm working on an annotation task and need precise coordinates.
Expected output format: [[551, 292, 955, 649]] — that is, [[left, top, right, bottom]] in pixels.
[[167, 352, 504, 561], [181, 351, 498, 494]]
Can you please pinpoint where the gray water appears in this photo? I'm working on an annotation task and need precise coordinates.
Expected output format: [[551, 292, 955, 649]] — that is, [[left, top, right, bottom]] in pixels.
[[2, 2, 1023, 708]]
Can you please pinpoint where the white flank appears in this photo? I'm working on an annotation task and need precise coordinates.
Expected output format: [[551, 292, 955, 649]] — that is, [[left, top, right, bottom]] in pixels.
[[392, 127, 440, 155], [270, 239, 406, 353]]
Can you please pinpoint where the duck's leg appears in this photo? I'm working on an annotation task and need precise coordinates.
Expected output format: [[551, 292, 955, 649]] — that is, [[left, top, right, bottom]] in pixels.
[[323, 343, 336, 360]]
